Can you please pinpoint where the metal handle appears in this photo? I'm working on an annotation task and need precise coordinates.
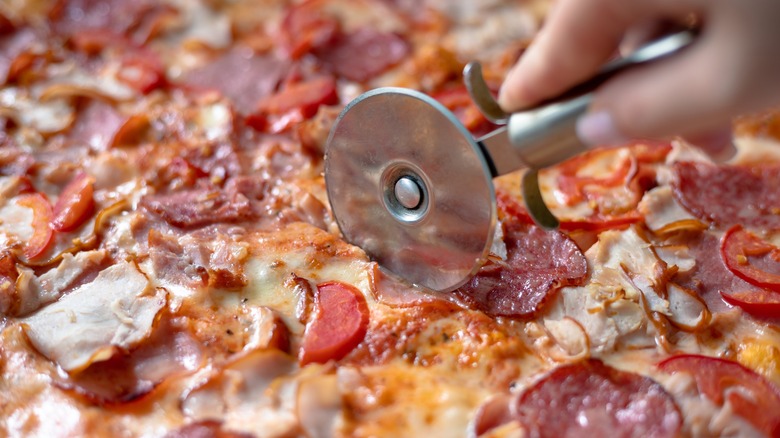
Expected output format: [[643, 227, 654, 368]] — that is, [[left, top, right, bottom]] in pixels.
[[468, 30, 695, 169], [467, 30, 695, 228]]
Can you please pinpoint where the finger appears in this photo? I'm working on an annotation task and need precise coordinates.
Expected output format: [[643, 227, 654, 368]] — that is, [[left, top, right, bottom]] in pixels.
[[498, 0, 704, 112], [588, 16, 780, 143], [619, 20, 678, 56]]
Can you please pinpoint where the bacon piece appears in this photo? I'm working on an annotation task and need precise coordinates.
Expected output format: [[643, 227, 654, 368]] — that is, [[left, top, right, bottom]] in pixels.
[[672, 162, 780, 229], [299, 281, 370, 365], [57, 315, 203, 405], [180, 349, 299, 435], [313, 27, 409, 82], [0, 27, 38, 85], [181, 47, 289, 115], [66, 99, 125, 151], [49, 0, 166, 41], [148, 229, 249, 290], [141, 187, 255, 229], [0, 251, 19, 315], [456, 219, 587, 318], [659, 354, 780, 437], [69, 28, 167, 93], [368, 263, 451, 308], [720, 225, 780, 292], [278, 2, 340, 59], [473, 359, 681, 438]]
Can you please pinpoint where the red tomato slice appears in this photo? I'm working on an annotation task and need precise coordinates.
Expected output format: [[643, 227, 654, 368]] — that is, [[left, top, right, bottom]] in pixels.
[[555, 141, 671, 206], [258, 76, 338, 116], [250, 76, 339, 133], [721, 290, 780, 318], [299, 281, 369, 365], [51, 172, 95, 232], [16, 193, 54, 260], [496, 190, 640, 232], [721, 225, 780, 292], [659, 354, 780, 436]]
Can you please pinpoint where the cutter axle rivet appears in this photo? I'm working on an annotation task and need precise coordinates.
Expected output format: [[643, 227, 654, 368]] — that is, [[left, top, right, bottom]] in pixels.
[[394, 176, 422, 209]]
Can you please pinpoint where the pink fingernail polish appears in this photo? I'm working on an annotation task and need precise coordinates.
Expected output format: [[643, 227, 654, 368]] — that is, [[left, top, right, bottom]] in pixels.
[[576, 111, 628, 147]]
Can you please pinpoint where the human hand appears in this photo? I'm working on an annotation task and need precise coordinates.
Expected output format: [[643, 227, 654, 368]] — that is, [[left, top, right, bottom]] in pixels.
[[497, 0, 780, 153]]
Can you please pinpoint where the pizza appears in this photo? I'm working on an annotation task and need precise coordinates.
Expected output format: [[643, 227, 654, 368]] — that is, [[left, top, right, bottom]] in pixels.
[[1, 0, 780, 437]]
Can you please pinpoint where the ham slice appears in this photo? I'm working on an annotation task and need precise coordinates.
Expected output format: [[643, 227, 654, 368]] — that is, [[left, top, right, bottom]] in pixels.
[[22, 261, 165, 372]]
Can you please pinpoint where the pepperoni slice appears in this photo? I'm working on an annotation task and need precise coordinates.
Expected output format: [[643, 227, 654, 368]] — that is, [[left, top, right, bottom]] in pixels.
[[299, 281, 369, 365], [720, 290, 780, 318], [16, 193, 54, 260], [473, 359, 681, 438], [181, 47, 289, 115], [720, 225, 780, 292], [51, 172, 95, 232], [659, 354, 780, 436], [673, 162, 780, 230], [456, 219, 587, 318]]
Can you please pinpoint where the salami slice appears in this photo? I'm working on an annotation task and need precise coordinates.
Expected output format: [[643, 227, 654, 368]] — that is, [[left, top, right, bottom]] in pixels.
[[456, 219, 587, 318], [313, 27, 409, 82], [672, 162, 780, 229], [182, 48, 289, 115], [673, 231, 756, 313], [473, 359, 682, 438]]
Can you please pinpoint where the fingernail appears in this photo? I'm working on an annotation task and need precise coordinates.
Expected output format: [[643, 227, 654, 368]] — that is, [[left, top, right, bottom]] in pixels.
[[576, 111, 628, 147]]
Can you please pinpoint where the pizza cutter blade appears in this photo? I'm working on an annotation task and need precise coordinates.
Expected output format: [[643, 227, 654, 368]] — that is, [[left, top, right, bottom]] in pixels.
[[325, 31, 695, 292], [325, 88, 497, 292]]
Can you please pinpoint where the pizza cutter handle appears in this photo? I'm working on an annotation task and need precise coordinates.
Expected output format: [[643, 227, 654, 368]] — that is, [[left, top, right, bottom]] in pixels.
[[471, 29, 696, 170]]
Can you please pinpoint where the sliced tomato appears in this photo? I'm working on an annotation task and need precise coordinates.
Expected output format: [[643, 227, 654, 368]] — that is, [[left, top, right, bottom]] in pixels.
[[658, 354, 780, 436], [249, 76, 339, 133], [299, 281, 370, 365], [496, 189, 640, 232], [16, 193, 54, 260], [432, 85, 495, 136], [51, 172, 95, 232], [721, 225, 780, 292], [555, 141, 671, 206], [721, 290, 780, 318]]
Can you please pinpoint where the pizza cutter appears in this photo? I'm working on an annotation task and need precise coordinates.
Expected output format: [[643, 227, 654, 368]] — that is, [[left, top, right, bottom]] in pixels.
[[325, 31, 694, 292]]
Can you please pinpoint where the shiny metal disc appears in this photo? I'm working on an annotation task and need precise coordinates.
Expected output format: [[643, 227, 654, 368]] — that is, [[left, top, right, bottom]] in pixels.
[[325, 88, 496, 292]]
